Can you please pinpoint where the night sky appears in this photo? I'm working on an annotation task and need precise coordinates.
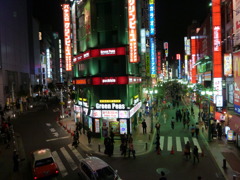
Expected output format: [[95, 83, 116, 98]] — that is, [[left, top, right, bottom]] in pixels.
[[32, 0, 210, 59], [155, 0, 210, 59]]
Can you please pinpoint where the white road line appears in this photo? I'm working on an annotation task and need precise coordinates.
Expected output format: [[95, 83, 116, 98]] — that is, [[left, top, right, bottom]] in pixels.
[[167, 136, 172, 151], [46, 136, 69, 142], [176, 137, 182, 152], [60, 147, 77, 171], [68, 144, 83, 161], [160, 136, 164, 150], [52, 151, 68, 177], [192, 137, 202, 153]]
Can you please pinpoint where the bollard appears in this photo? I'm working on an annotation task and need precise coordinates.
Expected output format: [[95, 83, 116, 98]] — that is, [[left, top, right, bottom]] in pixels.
[[145, 143, 148, 151], [223, 159, 227, 169], [98, 144, 101, 152]]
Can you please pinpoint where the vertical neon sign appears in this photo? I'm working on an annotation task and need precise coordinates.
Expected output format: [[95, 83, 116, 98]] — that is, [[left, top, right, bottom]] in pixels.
[[63, 4, 72, 71], [149, 0, 156, 76], [128, 0, 138, 63], [191, 36, 198, 83]]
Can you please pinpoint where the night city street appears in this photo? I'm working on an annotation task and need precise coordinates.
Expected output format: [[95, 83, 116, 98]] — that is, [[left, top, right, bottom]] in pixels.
[[1, 0, 240, 180]]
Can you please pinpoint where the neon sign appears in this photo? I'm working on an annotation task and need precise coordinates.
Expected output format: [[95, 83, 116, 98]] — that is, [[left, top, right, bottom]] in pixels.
[[128, 0, 138, 63], [150, 37, 156, 76], [149, 1, 155, 35], [63, 4, 72, 71]]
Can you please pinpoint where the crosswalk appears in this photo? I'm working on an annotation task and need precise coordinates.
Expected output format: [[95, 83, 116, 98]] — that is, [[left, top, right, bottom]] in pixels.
[[52, 144, 84, 177], [158, 136, 202, 153]]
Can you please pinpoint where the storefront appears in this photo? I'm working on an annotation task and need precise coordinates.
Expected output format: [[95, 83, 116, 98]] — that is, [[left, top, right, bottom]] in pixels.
[[74, 101, 142, 138]]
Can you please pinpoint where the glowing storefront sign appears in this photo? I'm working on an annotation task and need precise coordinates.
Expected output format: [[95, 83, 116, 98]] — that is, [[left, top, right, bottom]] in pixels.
[[96, 103, 125, 110], [145, 53, 150, 76], [130, 102, 142, 118], [212, 0, 222, 78], [128, 0, 138, 63], [149, 1, 155, 35], [141, 29, 146, 53], [224, 53, 232, 76], [63, 4, 72, 71], [216, 95, 223, 107], [119, 111, 129, 118], [71, 2, 77, 55], [120, 119, 128, 134], [91, 110, 101, 118], [233, 51, 240, 114], [150, 37, 156, 76], [95, 119, 100, 133], [191, 36, 198, 83], [46, 48, 51, 79], [157, 51, 161, 74], [233, 0, 240, 46], [185, 55, 188, 75], [213, 77, 222, 103], [102, 110, 119, 118]]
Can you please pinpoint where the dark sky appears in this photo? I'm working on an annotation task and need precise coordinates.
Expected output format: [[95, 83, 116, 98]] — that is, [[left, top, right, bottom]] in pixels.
[[155, 0, 210, 59], [32, 0, 210, 59]]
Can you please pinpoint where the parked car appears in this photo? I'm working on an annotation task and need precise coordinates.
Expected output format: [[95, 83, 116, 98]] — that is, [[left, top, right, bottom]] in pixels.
[[78, 156, 121, 180], [31, 148, 59, 179]]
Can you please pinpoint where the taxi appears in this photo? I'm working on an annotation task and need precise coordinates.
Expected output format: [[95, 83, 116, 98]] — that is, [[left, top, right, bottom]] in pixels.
[[31, 148, 59, 179]]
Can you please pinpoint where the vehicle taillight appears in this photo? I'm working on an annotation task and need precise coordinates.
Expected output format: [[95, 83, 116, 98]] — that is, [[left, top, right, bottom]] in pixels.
[[34, 176, 38, 180], [55, 170, 59, 174]]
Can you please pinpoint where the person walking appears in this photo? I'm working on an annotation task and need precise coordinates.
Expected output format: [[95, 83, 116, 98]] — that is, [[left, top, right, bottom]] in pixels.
[[171, 117, 175, 130], [87, 129, 92, 144], [175, 110, 179, 122], [110, 128, 115, 143], [184, 141, 191, 160], [120, 141, 127, 157], [193, 145, 200, 163], [155, 133, 160, 152], [195, 123, 200, 139], [78, 122, 83, 134], [142, 120, 147, 134], [190, 124, 195, 137], [128, 143, 136, 159], [159, 171, 167, 180], [155, 122, 161, 134]]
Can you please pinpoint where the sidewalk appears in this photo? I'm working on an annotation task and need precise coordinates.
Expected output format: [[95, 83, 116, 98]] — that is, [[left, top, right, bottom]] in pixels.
[[183, 96, 240, 180], [57, 113, 157, 157]]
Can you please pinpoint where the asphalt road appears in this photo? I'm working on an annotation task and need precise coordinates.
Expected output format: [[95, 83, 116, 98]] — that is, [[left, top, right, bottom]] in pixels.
[[11, 102, 225, 180]]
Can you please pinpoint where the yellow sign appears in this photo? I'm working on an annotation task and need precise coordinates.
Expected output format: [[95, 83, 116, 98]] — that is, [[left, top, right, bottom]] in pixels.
[[99, 99, 121, 103], [134, 95, 139, 99], [79, 98, 87, 101], [149, 0, 155, 4]]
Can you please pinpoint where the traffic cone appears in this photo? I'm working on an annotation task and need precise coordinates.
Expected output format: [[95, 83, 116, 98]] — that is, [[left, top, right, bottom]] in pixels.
[[170, 146, 174, 155]]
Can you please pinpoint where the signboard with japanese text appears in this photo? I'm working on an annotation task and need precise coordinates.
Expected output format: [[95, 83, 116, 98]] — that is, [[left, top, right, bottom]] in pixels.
[[233, 0, 240, 46], [102, 110, 118, 118], [224, 53, 232, 76], [233, 51, 240, 114]]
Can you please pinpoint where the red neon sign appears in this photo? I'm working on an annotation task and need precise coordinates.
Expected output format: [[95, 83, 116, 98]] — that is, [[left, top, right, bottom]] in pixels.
[[63, 4, 72, 71]]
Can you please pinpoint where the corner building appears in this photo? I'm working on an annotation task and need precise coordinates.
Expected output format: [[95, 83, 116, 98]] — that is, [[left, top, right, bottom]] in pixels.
[[72, 0, 142, 138]]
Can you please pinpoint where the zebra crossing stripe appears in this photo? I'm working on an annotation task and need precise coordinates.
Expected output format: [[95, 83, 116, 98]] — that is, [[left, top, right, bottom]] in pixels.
[[176, 137, 182, 152], [68, 144, 83, 160], [192, 137, 202, 153], [167, 136, 172, 151], [160, 136, 164, 150], [52, 151, 68, 177], [60, 147, 78, 171]]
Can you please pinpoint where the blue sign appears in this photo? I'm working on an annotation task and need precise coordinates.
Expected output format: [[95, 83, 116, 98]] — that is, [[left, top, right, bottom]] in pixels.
[[149, 4, 155, 35], [150, 37, 156, 75]]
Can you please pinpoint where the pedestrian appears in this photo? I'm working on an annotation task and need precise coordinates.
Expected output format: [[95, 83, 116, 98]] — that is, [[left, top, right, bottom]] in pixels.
[[171, 117, 175, 130], [74, 130, 79, 143], [87, 129, 92, 144], [128, 143, 136, 159], [104, 136, 111, 155], [141, 120, 147, 134], [193, 145, 199, 163], [155, 133, 160, 152], [159, 171, 167, 180], [195, 123, 200, 139], [120, 141, 127, 157], [184, 141, 191, 160], [78, 122, 83, 134], [175, 110, 179, 122], [13, 150, 19, 172], [179, 110, 182, 122], [110, 128, 115, 143], [128, 134, 133, 144], [190, 124, 195, 137], [155, 122, 161, 134], [109, 140, 114, 157], [121, 133, 128, 144]]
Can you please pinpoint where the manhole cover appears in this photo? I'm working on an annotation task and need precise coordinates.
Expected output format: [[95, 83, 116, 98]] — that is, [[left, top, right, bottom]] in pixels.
[[156, 168, 170, 175]]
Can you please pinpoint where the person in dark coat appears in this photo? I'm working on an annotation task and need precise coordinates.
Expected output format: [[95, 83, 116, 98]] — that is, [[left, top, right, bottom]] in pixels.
[[110, 128, 115, 143], [193, 145, 199, 163], [141, 120, 147, 134], [104, 136, 111, 155], [87, 129, 92, 144]]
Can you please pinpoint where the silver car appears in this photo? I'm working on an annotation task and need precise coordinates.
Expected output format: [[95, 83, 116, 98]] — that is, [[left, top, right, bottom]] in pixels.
[[78, 156, 121, 180]]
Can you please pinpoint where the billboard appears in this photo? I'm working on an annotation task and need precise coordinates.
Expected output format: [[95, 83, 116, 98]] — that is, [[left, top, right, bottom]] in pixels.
[[191, 36, 198, 83], [149, 0, 155, 35], [233, 0, 240, 46], [63, 4, 72, 71], [128, 0, 138, 63], [212, 0, 222, 78], [233, 51, 240, 114], [140, 29, 146, 53], [224, 53, 233, 76]]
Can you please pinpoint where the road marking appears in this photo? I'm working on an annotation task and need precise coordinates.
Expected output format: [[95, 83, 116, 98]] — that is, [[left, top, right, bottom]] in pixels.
[[160, 136, 164, 150], [60, 147, 77, 171], [68, 144, 83, 160], [176, 137, 182, 152], [52, 151, 68, 177], [167, 136, 172, 151], [192, 137, 202, 153], [46, 136, 69, 142]]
